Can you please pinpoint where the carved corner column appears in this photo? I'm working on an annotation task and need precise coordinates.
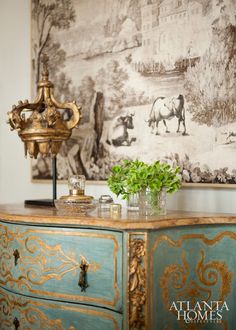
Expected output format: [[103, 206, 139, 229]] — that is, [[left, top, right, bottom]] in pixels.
[[128, 232, 148, 330]]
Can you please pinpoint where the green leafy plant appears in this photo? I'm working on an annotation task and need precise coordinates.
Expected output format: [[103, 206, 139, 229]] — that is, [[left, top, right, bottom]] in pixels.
[[107, 159, 181, 200]]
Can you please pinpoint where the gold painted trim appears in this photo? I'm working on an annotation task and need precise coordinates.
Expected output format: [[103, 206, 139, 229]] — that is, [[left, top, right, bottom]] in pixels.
[[127, 232, 148, 330], [0, 225, 121, 308], [0, 287, 119, 330], [150, 231, 236, 328]]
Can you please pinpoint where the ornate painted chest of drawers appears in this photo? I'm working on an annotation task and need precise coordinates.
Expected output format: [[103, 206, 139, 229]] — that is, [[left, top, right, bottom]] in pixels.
[[0, 204, 236, 329]]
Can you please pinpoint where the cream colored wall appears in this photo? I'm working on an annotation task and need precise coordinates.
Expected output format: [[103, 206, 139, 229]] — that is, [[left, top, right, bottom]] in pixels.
[[0, 0, 235, 213]]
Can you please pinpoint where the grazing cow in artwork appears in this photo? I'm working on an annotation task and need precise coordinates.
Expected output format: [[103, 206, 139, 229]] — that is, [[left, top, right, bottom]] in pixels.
[[146, 94, 186, 135], [106, 114, 136, 146]]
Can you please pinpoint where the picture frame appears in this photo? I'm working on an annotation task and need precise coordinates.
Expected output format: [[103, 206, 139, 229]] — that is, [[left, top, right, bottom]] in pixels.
[[31, 0, 236, 186]]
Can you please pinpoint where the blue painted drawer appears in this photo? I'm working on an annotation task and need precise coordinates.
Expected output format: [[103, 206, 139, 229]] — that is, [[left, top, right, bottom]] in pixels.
[[0, 221, 123, 311], [0, 286, 122, 330]]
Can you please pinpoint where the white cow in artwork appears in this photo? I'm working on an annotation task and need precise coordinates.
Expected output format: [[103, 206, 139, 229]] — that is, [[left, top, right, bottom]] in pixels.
[[146, 94, 186, 135]]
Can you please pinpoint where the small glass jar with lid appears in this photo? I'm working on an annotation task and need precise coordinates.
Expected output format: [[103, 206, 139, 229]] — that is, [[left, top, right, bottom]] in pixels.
[[68, 175, 86, 196], [98, 195, 114, 212]]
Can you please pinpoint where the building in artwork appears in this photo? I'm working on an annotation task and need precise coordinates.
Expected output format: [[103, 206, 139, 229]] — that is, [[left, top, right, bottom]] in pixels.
[[140, 0, 212, 71], [141, 0, 159, 60]]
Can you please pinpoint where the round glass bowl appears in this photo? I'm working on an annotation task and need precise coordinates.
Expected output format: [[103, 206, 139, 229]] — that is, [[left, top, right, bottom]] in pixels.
[[54, 199, 97, 215]]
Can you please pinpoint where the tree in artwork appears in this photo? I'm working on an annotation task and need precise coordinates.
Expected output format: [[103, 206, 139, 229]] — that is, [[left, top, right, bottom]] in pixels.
[[32, 0, 76, 84], [184, 1, 236, 134], [96, 60, 128, 119]]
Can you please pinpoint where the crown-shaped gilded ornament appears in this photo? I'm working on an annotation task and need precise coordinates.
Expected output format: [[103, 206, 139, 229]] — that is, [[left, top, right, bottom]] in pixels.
[[7, 54, 81, 158]]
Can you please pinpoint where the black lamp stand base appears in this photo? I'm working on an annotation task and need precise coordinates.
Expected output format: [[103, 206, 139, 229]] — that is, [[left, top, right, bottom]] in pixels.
[[24, 199, 55, 207]]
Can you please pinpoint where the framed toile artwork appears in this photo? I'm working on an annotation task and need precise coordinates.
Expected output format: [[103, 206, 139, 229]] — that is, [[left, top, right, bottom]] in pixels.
[[31, 0, 236, 185]]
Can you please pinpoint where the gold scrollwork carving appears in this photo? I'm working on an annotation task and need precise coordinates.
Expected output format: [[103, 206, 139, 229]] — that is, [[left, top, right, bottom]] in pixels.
[[161, 252, 190, 305], [150, 231, 236, 329], [0, 225, 120, 307], [197, 250, 232, 300], [0, 288, 119, 330], [128, 235, 147, 329], [161, 250, 232, 306], [0, 228, 101, 287], [0, 291, 54, 330]]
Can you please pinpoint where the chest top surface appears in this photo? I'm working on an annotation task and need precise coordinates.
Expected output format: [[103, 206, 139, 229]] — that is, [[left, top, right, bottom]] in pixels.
[[0, 203, 236, 230]]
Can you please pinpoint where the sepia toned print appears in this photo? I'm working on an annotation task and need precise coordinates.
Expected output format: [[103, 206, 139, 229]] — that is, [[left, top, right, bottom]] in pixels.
[[31, 0, 236, 184]]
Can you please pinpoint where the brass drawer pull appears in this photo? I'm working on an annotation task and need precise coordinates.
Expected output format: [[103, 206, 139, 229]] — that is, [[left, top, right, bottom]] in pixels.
[[13, 317, 20, 330], [78, 258, 89, 292], [13, 249, 20, 266]]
